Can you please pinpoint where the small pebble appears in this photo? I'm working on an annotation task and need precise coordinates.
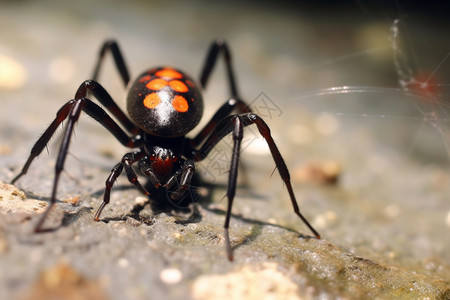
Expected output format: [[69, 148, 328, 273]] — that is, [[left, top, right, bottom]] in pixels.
[[160, 268, 183, 284], [384, 204, 400, 218], [118, 258, 129, 268]]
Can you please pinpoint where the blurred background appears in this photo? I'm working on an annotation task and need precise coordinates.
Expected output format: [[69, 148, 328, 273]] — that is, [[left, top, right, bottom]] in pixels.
[[0, 0, 449, 297]]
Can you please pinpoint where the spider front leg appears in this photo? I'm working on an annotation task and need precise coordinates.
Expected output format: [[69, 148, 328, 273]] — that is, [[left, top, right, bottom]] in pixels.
[[164, 159, 195, 203], [94, 150, 149, 221], [12, 81, 140, 232], [11, 82, 140, 185], [194, 113, 320, 261], [138, 158, 195, 207]]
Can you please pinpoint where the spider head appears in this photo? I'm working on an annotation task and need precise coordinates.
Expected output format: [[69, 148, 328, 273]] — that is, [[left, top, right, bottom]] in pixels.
[[149, 146, 179, 181]]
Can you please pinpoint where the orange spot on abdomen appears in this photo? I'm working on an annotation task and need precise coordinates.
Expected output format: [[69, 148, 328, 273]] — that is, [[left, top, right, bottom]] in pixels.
[[146, 78, 168, 90], [156, 68, 183, 79], [172, 95, 189, 112], [169, 80, 189, 93], [143, 93, 161, 109], [139, 75, 152, 83]]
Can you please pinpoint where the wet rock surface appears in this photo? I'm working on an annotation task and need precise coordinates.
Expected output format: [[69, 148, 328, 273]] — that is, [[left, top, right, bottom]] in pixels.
[[1, 1, 449, 299]]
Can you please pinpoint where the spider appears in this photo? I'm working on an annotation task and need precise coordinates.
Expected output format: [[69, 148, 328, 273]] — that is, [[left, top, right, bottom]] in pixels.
[[11, 39, 320, 260]]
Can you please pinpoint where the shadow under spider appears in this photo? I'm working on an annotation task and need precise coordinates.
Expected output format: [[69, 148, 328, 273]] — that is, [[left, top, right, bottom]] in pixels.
[[204, 206, 315, 254], [96, 177, 210, 226], [86, 173, 300, 252]]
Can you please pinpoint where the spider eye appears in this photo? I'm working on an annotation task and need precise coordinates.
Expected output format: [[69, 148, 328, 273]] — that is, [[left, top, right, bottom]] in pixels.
[[172, 155, 178, 163], [150, 154, 156, 161]]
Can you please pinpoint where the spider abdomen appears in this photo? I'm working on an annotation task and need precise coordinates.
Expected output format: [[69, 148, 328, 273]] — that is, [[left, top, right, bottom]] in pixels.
[[127, 67, 204, 137]]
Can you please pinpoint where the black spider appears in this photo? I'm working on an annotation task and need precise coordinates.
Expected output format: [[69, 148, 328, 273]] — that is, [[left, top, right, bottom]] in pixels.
[[11, 39, 320, 260]]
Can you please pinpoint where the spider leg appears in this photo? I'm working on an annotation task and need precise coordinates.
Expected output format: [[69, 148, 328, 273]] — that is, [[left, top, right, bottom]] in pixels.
[[94, 162, 123, 221], [12, 89, 141, 231], [139, 161, 162, 189], [11, 100, 75, 185], [200, 39, 238, 97], [191, 39, 252, 148], [164, 159, 195, 201], [244, 114, 321, 240], [189, 98, 251, 148], [75, 80, 139, 134], [92, 39, 130, 87], [33, 99, 84, 232], [139, 159, 194, 208], [12, 93, 140, 185], [94, 150, 148, 221], [193, 113, 320, 261]]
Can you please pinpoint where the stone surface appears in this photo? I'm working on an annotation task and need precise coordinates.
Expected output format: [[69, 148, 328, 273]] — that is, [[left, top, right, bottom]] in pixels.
[[0, 182, 448, 299], [21, 263, 109, 300], [0, 1, 449, 299]]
